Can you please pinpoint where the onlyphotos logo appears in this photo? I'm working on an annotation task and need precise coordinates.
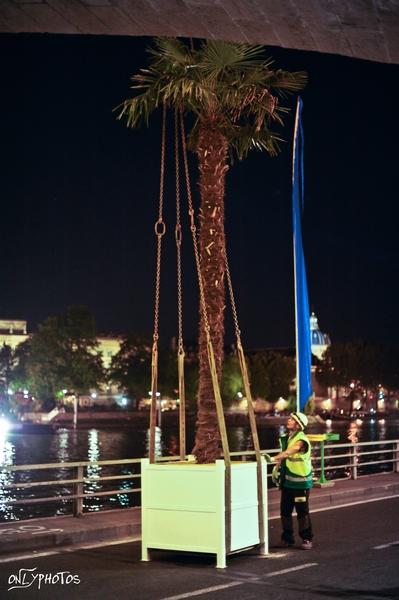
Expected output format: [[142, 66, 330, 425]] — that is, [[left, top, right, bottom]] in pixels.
[[8, 568, 80, 591]]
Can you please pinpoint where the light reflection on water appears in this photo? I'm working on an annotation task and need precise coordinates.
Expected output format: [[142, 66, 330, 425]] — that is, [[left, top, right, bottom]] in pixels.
[[0, 433, 16, 521], [85, 428, 102, 512], [146, 426, 162, 458], [0, 419, 397, 520]]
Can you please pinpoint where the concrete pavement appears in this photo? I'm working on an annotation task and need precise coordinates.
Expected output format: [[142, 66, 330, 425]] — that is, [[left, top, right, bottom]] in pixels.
[[0, 472, 398, 560], [1, 497, 398, 600]]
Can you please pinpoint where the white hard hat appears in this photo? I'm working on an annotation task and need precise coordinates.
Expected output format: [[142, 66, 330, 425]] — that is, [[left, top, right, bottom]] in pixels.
[[291, 412, 308, 430]]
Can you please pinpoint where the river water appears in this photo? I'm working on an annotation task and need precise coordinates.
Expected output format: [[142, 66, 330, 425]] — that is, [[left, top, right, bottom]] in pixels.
[[1, 418, 398, 521]]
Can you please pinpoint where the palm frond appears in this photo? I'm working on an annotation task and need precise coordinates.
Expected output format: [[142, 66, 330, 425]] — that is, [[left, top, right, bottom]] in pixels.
[[265, 68, 308, 93], [149, 37, 195, 68], [230, 126, 283, 160], [115, 92, 159, 127], [116, 37, 307, 161], [199, 40, 265, 82]]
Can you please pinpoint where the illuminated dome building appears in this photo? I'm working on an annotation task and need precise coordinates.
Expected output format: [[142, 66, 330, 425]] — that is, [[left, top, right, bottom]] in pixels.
[[310, 312, 333, 411], [310, 312, 331, 360]]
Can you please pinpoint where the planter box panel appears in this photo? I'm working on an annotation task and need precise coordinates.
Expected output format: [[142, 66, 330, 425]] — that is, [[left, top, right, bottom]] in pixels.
[[141, 458, 267, 568], [144, 464, 223, 511], [146, 509, 220, 552], [231, 462, 258, 506], [231, 506, 260, 551]]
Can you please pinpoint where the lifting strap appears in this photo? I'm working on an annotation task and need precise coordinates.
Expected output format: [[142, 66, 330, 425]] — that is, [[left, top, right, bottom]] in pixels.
[[174, 107, 186, 461]]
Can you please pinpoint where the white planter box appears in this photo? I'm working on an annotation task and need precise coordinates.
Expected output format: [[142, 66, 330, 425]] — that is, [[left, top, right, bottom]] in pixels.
[[141, 458, 268, 568]]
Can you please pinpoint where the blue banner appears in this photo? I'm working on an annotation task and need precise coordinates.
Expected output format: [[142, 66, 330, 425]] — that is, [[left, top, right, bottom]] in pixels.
[[292, 98, 313, 412]]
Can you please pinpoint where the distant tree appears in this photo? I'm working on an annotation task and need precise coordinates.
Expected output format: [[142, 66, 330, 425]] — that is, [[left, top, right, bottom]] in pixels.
[[286, 395, 297, 414], [248, 350, 295, 402], [0, 344, 16, 413], [11, 340, 32, 391], [0, 344, 16, 394], [220, 354, 243, 408], [110, 334, 199, 410], [109, 334, 152, 407], [379, 344, 399, 393], [315, 343, 358, 407], [316, 341, 399, 412], [247, 352, 269, 399], [27, 306, 105, 409]]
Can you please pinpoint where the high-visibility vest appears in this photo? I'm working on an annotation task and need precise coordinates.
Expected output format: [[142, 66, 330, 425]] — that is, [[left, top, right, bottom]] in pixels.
[[280, 431, 313, 489]]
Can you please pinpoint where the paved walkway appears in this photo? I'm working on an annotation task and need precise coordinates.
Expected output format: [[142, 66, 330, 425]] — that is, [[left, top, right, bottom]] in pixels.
[[0, 472, 398, 559]]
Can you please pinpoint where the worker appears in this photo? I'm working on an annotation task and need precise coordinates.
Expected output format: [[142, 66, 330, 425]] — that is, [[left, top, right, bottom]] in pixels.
[[273, 412, 314, 550]]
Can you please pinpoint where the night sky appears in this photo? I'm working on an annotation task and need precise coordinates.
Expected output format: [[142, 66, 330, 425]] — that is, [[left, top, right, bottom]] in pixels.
[[0, 33, 398, 349]]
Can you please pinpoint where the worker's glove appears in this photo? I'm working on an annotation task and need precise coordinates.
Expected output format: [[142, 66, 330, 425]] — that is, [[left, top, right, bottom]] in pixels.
[[272, 465, 281, 486], [262, 453, 274, 463]]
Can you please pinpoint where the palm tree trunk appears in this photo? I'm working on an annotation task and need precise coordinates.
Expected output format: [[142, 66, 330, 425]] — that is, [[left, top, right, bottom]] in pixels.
[[192, 117, 229, 463]]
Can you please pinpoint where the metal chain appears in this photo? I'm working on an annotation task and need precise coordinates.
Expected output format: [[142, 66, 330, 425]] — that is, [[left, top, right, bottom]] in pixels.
[[174, 107, 184, 354], [224, 249, 241, 342], [152, 103, 167, 344], [175, 107, 186, 460]]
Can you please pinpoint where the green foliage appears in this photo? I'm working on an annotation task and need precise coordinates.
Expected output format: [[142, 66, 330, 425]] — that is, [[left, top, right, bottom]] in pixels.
[[10, 340, 32, 391], [316, 341, 399, 410], [220, 354, 243, 407], [286, 395, 297, 414], [109, 334, 151, 406], [109, 336, 199, 410], [248, 350, 295, 402], [116, 37, 307, 161], [0, 344, 16, 414], [316, 341, 397, 391], [0, 344, 16, 394], [180, 357, 199, 411], [304, 397, 315, 415], [25, 306, 104, 406]]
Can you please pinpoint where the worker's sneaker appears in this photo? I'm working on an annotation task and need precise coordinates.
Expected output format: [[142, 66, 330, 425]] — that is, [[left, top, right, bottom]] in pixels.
[[300, 540, 313, 550], [280, 540, 295, 548]]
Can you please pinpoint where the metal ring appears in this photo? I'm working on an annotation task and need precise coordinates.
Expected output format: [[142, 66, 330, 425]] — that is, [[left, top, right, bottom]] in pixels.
[[154, 219, 166, 236]]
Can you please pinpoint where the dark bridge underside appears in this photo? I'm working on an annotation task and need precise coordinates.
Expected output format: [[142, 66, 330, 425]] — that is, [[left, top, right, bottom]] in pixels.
[[1, 0, 398, 64]]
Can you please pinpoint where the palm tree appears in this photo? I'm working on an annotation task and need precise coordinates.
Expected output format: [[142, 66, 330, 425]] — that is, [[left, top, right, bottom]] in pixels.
[[117, 38, 306, 463]]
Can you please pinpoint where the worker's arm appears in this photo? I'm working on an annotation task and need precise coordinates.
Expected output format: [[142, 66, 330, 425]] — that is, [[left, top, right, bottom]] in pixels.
[[273, 440, 305, 466]]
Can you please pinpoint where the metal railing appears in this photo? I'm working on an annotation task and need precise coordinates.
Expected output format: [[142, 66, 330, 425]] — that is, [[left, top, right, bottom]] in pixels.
[[1, 439, 398, 519]]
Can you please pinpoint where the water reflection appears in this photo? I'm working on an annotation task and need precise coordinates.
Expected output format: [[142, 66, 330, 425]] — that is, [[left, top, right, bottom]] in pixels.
[[378, 419, 387, 440], [84, 429, 102, 512], [228, 427, 247, 453], [2, 419, 398, 521], [49, 429, 73, 515], [55, 429, 70, 463], [146, 427, 162, 458], [370, 420, 378, 441], [0, 432, 16, 520]]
